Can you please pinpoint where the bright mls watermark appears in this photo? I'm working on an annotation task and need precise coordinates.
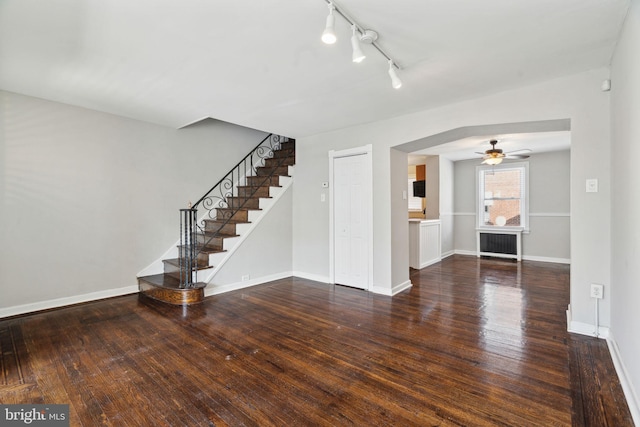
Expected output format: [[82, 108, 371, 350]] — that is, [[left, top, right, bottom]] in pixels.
[[0, 405, 69, 426]]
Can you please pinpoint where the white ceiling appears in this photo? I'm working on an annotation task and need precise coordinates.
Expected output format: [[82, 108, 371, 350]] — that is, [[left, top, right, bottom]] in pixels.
[[0, 0, 630, 138]]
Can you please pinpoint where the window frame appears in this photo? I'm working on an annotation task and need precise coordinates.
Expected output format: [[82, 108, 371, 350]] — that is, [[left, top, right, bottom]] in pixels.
[[476, 162, 529, 233]]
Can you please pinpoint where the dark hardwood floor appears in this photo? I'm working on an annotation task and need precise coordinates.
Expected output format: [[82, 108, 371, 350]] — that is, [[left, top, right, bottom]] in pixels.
[[0, 255, 633, 426]]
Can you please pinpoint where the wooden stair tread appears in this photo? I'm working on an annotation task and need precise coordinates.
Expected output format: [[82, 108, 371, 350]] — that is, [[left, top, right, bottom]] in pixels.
[[203, 218, 250, 225], [198, 231, 238, 238], [227, 196, 272, 201], [138, 273, 206, 290], [193, 245, 226, 254], [216, 207, 262, 212], [237, 184, 281, 189], [177, 244, 226, 254], [163, 258, 213, 270]]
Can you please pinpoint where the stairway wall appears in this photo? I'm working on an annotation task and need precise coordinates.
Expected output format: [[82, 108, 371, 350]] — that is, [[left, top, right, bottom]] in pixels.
[[207, 185, 293, 294], [0, 90, 267, 316]]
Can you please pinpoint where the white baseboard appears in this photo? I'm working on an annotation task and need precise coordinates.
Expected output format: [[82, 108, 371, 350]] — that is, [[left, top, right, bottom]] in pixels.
[[606, 332, 640, 426], [371, 280, 412, 296], [419, 258, 442, 269], [454, 249, 570, 265], [0, 285, 139, 319], [441, 250, 455, 259], [522, 255, 571, 264], [568, 320, 610, 338], [207, 272, 414, 298], [291, 271, 331, 284], [204, 271, 293, 296], [391, 280, 413, 295], [566, 305, 609, 338], [454, 250, 476, 256], [294, 272, 411, 296]]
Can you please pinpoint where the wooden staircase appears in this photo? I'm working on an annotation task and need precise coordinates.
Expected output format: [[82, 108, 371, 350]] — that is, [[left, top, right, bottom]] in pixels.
[[138, 139, 295, 305]]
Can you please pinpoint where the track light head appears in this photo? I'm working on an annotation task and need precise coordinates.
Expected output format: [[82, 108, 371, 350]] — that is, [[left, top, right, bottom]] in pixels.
[[322, 3, 337, 44], [351, 25, 366, 63], [388, 60, 402, 89], [318, 1, 404, 89]]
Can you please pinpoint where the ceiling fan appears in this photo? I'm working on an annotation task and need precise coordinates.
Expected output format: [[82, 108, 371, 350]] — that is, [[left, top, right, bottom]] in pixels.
[[477, 140, 531, 165]]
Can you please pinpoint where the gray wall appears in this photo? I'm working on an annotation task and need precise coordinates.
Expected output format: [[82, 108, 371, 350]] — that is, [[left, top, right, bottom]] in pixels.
[[391, 148, 411, 291], [610, 0, 640, 418], [212, 186, 293, 287], [0, 90, 279, 312], [439, 157, 455, 256], [293, 68, 610, 329], [453, 149, 571, 262]]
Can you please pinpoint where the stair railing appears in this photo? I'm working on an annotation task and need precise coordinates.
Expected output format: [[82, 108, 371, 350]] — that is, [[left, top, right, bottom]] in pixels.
[[179, 133, 292, 287], [179, 206, 198, 286]]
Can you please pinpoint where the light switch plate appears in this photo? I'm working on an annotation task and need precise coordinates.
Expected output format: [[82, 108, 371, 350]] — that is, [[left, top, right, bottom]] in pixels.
[[590, 283, 604, 299], [586, 179, 598, 193]]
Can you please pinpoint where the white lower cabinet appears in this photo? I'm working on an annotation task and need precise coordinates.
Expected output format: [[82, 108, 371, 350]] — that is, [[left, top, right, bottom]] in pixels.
[[409, 220, 441, 269]]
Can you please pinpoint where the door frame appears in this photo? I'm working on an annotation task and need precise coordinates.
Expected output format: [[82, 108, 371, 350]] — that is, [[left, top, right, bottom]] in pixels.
[[328, 144, 373, 290]]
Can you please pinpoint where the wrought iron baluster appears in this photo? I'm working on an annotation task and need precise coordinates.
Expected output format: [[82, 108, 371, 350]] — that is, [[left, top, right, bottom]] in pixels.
[[179, 207, 198, 288]]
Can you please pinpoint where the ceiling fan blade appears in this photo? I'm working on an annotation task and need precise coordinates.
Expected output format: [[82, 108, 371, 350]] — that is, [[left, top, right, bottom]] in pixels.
[[506, 154, 530, 159], [505, 148, 532, 155]]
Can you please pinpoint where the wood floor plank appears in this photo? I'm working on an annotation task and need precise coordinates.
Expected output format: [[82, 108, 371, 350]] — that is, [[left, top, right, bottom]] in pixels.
[[0, 255, 633, 426]]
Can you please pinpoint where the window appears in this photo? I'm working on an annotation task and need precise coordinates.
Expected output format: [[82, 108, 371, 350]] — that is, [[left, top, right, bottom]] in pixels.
[[477, 163, 528, 230]]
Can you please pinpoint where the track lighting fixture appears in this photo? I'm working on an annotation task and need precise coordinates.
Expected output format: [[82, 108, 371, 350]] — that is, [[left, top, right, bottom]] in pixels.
[[321, 3, 337, 44], [351, 25, 366, 63], [388, 61, 402, 89], [319, 0, 403, 89]]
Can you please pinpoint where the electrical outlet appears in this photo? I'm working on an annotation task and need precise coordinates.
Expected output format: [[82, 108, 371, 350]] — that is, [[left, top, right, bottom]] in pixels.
[[242, 275, 250, 282], [590, 283, 604, 299]]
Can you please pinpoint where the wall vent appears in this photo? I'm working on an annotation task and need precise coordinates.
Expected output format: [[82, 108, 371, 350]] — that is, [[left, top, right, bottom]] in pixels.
[[476, 230, 522, 261]]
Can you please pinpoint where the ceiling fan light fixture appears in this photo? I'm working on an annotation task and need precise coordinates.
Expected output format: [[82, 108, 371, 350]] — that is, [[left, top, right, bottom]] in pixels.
[[477, 139, 532, 164], [483, 156, 504, 166], [321, 3, 337, 44]]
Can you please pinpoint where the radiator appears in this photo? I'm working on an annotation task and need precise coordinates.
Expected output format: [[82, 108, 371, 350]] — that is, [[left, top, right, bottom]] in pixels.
[[476, 230, 522, 261]]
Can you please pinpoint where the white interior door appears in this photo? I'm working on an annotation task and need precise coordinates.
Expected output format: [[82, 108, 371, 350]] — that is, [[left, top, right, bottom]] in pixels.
[[333, 153, 369, 289]]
